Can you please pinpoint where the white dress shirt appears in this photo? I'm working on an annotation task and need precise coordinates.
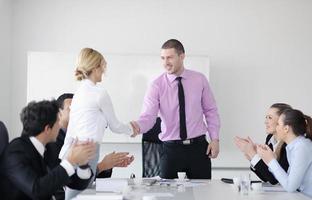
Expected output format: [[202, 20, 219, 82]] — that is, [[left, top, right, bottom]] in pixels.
[[268, 136, 312, 197], [59, 79, 132, 159]]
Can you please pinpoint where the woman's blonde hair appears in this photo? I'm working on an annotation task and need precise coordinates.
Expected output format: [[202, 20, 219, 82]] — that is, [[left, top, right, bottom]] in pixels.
[[75, 48, 105, 81]]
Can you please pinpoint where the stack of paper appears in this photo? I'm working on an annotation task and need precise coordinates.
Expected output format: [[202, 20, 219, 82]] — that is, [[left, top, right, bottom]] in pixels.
[[95, 178, 128, 193], [74, 194, 123, 200]]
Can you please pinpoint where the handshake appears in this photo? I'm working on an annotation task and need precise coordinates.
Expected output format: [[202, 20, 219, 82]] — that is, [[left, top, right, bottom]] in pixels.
[[130, 121, 140, 137]]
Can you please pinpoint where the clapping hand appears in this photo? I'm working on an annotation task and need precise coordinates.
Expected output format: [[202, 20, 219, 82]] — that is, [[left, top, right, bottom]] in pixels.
[[234, 136, 257, 161], [115, 155, 134, 167], [67, 138, 96, 166], [256, 144, 275, 165], [97, 152, 135, 172]]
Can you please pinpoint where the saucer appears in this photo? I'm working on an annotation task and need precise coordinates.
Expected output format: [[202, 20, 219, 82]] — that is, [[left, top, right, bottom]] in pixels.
[[174, 178, 190, 182]]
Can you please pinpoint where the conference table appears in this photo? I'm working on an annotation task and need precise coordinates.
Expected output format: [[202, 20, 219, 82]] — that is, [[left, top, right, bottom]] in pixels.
[[75, 179, 311, 200]]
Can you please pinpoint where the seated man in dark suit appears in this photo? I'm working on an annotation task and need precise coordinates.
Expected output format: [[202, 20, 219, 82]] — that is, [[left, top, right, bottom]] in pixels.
[[0, 120, 9, 157], [45, 93, 134, 178], [0, 100, 96, 200]]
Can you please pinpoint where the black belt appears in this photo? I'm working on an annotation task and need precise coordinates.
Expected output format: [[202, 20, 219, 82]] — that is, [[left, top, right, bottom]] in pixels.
[[163, 135, 207, 145]]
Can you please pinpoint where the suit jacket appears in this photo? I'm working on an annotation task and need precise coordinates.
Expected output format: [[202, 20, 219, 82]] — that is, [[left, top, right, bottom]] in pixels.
[[45, 129, 66, 169], [0, 121, 9, 157], [251, 134, 289, 184], [0, 135, 92, 200], [45, 128, 112, 178]]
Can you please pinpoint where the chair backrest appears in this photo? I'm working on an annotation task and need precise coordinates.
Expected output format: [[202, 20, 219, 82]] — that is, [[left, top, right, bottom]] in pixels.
[[142, 117, 163, 178], [0, 121, 9, 157]]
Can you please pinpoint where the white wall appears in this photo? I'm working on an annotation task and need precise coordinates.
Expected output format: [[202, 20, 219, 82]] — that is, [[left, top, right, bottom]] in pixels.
[[7, 0, 312, 177], [0, 0, 12, 130]]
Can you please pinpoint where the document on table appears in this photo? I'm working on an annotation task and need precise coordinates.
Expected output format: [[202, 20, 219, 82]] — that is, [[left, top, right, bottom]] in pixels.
[[143, 193, 174, 197], [262, 183, 286, 192], [74, 194, 123, 200], [158, 179, 208, 187], [96, 178, 128, 192]]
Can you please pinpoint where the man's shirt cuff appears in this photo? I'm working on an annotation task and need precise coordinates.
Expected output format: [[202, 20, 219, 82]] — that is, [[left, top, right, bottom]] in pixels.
[[60, 159, 75, 176], [77, 167, 92, 179]]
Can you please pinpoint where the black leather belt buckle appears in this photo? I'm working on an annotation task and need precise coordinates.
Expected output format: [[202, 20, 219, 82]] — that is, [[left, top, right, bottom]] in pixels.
[[164, 135, 206, 145]]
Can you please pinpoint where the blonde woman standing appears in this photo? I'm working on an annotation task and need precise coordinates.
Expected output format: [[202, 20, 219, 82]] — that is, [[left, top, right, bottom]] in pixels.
[[59, 48, 134, 199]]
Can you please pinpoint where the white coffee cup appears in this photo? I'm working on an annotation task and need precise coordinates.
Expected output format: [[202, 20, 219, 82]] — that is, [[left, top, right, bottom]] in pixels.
[[251, 182, 262, 192], [177, 172, 186, 180]]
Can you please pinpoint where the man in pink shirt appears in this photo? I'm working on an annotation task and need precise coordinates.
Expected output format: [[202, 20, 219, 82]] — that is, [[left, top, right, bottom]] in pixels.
[[131, 39, 220, 179]]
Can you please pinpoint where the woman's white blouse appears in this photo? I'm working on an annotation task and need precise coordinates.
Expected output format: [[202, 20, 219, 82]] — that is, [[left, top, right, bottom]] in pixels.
[[59, 79, 132, 158]]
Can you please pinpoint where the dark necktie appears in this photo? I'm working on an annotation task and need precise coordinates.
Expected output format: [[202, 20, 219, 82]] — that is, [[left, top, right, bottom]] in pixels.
[[176, 77, 187, 140], [268, 143, 273, 151], [42, 152, 58, 200]]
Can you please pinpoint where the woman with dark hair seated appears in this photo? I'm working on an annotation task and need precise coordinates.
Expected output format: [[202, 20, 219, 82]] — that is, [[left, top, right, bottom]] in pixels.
[[234, 103, 291, 184], [258, 109, 312, 197]]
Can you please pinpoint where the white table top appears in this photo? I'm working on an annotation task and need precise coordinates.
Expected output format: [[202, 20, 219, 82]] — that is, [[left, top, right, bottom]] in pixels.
[[76, 179, 311, 200]]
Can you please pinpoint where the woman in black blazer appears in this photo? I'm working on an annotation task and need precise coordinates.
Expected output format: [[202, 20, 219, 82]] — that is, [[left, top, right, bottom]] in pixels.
[[234, 103, 291, 184]]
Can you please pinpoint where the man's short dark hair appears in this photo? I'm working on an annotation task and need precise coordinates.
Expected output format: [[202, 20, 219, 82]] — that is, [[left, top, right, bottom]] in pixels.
[[161, 39, 185, 55], [20, 100, 59, 137], [57, 93, 73, 109]]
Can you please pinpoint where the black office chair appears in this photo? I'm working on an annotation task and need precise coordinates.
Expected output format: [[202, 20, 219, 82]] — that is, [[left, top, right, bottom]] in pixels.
[[0, 121, 9, 158], [142, 117, 163, 178]]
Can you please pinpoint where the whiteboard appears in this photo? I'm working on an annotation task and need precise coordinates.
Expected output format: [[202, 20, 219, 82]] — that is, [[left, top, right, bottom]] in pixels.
[[27, 52, 209, 143]]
